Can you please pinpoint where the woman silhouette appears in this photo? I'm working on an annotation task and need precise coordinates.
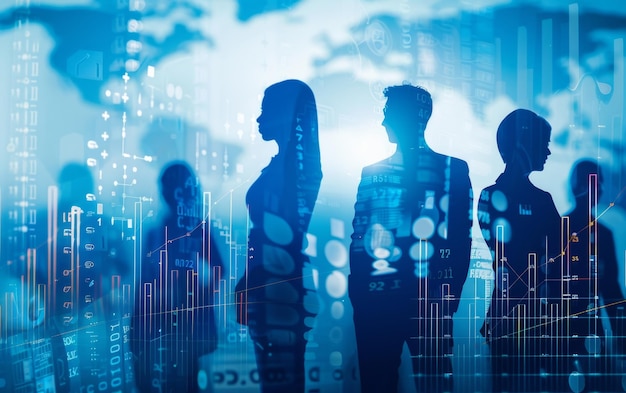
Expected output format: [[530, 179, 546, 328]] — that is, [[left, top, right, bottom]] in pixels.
[[477, 109, 562, 392], [236, 79, 322, 393]]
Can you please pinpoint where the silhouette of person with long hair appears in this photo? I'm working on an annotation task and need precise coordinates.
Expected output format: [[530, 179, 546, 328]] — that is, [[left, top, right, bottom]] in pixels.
[[349, 84, 473, 393], [235, 79, 322, 393], [556, 159, 626, 392], [132, 161, 222, 393], [477, 109, 562, 392]]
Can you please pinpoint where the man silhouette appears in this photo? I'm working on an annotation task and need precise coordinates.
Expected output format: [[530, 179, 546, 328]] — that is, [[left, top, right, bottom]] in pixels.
[[349, 84, 473, 393], [477, 109, 561, 392]]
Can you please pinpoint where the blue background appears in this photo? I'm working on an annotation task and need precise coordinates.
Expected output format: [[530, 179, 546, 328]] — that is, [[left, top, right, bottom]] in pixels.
[[1, 1, 625, 392]]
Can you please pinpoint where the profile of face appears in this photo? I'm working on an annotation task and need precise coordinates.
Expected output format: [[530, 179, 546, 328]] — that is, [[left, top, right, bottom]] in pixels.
[[570, 159, 603, 202], [526, 130, 551, 172], [381, 85, 432, 148], [256, 80, 319, 176], [497, 109, 552, 174], [257, 87, 292, 145], [381, 98, 403, 144]]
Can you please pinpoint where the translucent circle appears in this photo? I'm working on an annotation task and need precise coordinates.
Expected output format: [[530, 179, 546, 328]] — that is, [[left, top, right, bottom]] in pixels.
[[439, 194, 449, 213], [304, 316, 316, 329], [265, 281, 298, 302], [125, 59, 140, 72], [325, 271, 347, 299], [329, 326, 343, 343], [132, 0, 146, 11], [262, 245, 295, 275], [126, 39, 142, 54], [438, 222, 448, 239], [127, 19, 142, 33], [329, 351, 343, 367], [568, 371, 585, 393], [166, 83, 175, 98], [263, 212, 293, 245], [373, 247, 391, 259], [584, 334, 601, 354], [491, 190, 508, 212], [197, 369, 208, 390], [414, 262, 429, 278], [365, 20, 392, 56], [330, 301, 344, 319], [303, 292, 320, 315], [372, 260, 387, 269], [325, 240, 348, 268], [389, 246, 402, 261], [412, 216, 435, 239], [492, 217, 512, 243], [409, 241, 434, 261], [372, 260, 397, 275]]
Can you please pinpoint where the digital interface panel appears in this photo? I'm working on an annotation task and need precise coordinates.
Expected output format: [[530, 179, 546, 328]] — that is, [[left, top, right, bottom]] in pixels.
[[0, 1, 625, 392]]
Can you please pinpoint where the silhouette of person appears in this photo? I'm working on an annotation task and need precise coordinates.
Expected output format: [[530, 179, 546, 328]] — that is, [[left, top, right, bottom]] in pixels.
[[349, 84, 473, 393], [555, 159, 626, 392], [131, 161, 222, 393], [477, 109, 562, 392], [52, 162, 132, 393], [234, 79, 322, 393]]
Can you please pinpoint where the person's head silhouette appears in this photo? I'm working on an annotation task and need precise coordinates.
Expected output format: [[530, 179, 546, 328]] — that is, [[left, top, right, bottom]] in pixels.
[[159, 161, 199, 214], [496, 109, 552, 175], [381, 84, 432, 149], [58, 162, 94, 205], [257, 79, 318, 152], [256, 79, 322, 196], [569, 159, 604, 205]]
